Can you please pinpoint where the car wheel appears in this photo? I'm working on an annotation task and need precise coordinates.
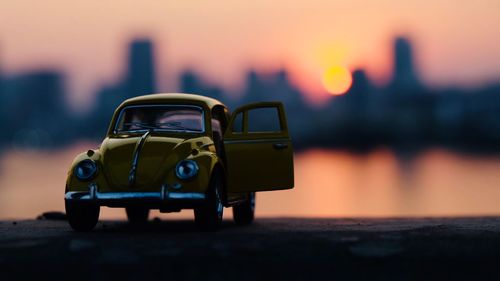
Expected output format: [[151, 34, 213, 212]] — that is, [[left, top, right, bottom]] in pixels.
[[125, 206, 150, 224], [233, 192, 255, 225], [65, 200, 100, 232], [194, 172, 224, 231]]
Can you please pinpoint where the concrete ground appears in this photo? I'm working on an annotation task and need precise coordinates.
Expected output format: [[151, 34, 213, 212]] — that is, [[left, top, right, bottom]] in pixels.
[[1, 217, 500, 280]]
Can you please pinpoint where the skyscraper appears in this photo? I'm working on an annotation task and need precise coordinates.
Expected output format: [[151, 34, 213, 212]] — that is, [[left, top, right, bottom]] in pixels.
[[126, 39, 156, 98], [2, 70, 67, 148], [347, 69, 371, 107], [0, 46, 4, 146], [179, 70, 200, 94], [390, 37, 421, 93], [178, 69, 226, 103], [89, 38, 157, 139]]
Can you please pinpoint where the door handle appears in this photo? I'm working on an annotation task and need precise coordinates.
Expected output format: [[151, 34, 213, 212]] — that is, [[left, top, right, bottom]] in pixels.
[[273, 143, 288, 150]]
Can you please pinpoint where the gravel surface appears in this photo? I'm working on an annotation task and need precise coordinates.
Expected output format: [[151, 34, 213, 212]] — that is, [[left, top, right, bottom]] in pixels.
[[1, 217, 500, 280]]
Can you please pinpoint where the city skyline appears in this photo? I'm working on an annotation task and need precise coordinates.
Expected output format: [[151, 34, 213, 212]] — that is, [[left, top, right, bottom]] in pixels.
[[1, 35, 499, 152], [1, 34, 499, 114]]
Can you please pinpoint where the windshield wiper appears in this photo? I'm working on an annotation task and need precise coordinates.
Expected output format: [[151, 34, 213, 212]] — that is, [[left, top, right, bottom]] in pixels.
[[155, 122, 193, 131], [120, 121, 195, 132], [122, 122, 157, 131]]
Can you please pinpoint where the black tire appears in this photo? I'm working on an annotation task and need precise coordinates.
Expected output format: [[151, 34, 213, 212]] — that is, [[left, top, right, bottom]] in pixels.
[[65, 200, 100, 232], [125, 206, 149, 224], [233, 192, 255, 225], [125, 206, 150, 224], [194, 172, 224, 231]]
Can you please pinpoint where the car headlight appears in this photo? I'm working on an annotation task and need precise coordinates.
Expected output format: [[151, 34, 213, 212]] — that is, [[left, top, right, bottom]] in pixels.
[[74, 159, 97, 181], [175, 160, 199, 180]]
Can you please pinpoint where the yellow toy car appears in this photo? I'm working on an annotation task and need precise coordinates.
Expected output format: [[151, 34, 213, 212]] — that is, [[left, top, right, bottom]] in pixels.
[[65, 93, 294, 231]]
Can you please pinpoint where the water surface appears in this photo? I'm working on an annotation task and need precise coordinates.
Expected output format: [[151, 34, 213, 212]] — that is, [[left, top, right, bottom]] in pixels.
[[1, 143, 499, 219]]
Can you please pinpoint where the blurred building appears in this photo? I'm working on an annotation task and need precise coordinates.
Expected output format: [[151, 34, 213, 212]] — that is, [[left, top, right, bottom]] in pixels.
[[241, 69, 303, 105], [89, 38, 158, 138], [126, 40, 156, 98], [346, 69, 372, 108], [0, 52, 4, 147], [389, 37, 422, 94], [240, 68, 310, 142], [0, 35, 498, 152], [179, 70, 227, 105], [1, 71, 68, 148]]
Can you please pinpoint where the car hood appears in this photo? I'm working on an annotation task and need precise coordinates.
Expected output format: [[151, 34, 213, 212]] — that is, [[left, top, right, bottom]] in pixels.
[[100, 134, 191, 190]]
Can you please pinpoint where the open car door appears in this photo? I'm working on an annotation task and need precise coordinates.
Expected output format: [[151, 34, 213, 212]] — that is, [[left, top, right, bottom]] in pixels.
[[223, 102, 294, 193]]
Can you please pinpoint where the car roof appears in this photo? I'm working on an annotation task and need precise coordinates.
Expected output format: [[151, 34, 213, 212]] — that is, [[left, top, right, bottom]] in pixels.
[[121, 93, 226, 110]]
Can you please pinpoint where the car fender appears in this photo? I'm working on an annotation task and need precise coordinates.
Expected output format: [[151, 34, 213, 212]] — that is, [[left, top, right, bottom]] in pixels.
[[65, 149, 105, 192], [170, 145, 224, 194]]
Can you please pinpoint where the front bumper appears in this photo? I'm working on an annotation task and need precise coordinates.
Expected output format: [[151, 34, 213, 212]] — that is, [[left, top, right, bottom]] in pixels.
[[65, 183, 206, 211]]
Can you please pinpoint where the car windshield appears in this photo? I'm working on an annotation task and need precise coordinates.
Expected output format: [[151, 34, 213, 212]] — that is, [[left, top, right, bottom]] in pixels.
[[114, 105, 204, 133]]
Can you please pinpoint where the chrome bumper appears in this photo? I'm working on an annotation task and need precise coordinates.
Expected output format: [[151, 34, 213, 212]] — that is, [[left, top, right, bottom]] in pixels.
[[65, 183, 206, 208]]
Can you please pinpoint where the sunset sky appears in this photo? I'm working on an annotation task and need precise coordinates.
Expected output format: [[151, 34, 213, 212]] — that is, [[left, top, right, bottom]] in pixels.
[[1, 0, 500, 109]]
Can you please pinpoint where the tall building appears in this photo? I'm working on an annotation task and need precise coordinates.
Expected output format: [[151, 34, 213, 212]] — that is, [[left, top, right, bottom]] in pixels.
[[346, 69, 371, 108], [242, 68, 303, 105], [390, 37, 421, 93], [89, 38, 158, 138], [2, 71, 68, 148], [178, 69, 227, 104], [0, 47, 4, 146], [126, 39, 156, 98], [240, 68, 308, 140], [179, 70, 199, 94]]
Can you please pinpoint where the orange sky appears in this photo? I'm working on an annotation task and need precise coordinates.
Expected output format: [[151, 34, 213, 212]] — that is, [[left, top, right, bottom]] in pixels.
[[1, 0, 500, 109]]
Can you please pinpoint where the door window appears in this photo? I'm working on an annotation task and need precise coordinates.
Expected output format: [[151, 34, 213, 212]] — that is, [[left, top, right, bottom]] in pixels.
[[247, 107, 281, 133]]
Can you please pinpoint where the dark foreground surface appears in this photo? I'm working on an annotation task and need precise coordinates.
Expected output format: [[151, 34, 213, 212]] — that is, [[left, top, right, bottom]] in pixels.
[[1, 217, 500, 280]]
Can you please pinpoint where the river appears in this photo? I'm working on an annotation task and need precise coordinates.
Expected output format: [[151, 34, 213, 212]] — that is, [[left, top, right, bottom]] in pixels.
[[1, 143, 499, 219]]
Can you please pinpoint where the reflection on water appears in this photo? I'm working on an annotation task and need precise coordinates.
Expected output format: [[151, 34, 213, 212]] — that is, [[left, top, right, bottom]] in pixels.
[[1, 143, 500, 219]]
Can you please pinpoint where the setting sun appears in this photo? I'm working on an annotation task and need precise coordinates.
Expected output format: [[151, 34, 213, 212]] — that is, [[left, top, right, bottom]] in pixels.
[[321, 66, 353, 96]]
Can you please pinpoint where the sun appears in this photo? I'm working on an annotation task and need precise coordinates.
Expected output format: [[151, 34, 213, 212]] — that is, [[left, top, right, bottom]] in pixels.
[[321, 66, 353, 96]]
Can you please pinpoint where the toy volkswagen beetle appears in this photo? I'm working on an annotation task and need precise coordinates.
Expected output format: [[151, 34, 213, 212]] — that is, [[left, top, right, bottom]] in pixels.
[[65, 93, 294, 231]]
